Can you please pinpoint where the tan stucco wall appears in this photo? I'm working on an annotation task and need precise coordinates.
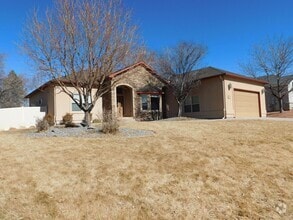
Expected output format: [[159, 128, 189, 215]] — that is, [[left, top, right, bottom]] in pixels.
[[54, 86, 103, 123], [165, 77, 224, 119], [28, 86, 55, 116], [223, 76, 266, 118], [111, 66, 166, 118], [183, 76, 224, 118]]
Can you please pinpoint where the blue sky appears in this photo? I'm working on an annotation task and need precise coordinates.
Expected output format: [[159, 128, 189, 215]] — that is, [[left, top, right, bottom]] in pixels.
[[1, 0, 293, 77]]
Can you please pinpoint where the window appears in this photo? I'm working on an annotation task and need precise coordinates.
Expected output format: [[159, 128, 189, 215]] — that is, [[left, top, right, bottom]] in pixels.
[[151, 96, 160, 110], [71, 94, 92, 112], [141, 95, 148, 110], [38, 98, 43, 106], [72, 94, 81, 111], [184, 96, 200, 113]]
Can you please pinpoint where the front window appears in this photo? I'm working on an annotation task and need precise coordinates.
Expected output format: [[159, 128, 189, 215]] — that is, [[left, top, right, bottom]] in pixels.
[[71, 94, 92, 112], [184, 96, 200, 113], [141, 95, 148, 110], [151, 96, 160, 110], [72, 94, 82, 111]]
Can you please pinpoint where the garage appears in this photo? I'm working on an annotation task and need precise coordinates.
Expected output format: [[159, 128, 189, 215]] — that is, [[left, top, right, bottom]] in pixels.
[[234, 90, 260, 118]]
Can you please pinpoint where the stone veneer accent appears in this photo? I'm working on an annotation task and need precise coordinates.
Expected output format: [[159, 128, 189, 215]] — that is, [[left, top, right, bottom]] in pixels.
[[109, 65, 166, 120]]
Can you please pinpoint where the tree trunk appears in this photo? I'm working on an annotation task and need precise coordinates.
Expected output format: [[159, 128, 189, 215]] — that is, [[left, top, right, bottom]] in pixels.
[[178, 102, 183, 117], [278, 98, 283, 113], [83, 111, 92, 127]]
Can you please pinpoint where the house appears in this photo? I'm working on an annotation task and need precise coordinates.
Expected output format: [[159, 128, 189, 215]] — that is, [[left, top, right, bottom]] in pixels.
[[259, 75, 293, 112], [25, 62, 267, 123]]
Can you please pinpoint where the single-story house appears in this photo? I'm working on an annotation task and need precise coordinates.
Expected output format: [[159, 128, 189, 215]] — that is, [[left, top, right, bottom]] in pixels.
[[25, 62, 267, 123]]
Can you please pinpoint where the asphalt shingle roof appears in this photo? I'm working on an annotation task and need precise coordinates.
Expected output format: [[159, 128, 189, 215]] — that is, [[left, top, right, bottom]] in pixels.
[[191, 66, 267, 84]]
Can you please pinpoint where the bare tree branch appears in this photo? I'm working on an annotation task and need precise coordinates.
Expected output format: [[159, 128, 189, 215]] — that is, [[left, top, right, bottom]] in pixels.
[[156, 41, 207, 117], [241, 36, 293, 112], [21, 0, 145, 126]]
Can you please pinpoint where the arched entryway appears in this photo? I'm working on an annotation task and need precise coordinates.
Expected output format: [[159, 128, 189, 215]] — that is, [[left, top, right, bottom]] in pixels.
[[116, 85, 133, 117]]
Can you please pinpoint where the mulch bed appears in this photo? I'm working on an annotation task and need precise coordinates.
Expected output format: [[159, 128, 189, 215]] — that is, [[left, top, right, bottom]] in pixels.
[[28, 126, 154, 138]]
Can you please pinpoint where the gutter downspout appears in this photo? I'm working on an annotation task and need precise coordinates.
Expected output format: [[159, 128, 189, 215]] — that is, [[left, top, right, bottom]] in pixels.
[[220, 75, 226, 119]]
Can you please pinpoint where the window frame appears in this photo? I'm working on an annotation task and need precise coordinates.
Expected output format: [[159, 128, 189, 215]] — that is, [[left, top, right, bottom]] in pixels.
[[184, 96, 200, 113], [72, 94, 82, 112], [71, 94, 92, 112], [141, 94, 148, 111]]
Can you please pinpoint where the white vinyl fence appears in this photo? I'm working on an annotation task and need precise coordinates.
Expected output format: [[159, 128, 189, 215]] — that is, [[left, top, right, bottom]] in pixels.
[[0, 107, 45, 131]]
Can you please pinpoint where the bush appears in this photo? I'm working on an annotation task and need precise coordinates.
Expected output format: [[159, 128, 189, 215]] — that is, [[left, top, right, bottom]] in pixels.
[[62, 113, 73, 125], [102, 111, 119, 134], [92, 118, 102, 123], [36, 118, 49, 132], [44, 114, 55, 126]]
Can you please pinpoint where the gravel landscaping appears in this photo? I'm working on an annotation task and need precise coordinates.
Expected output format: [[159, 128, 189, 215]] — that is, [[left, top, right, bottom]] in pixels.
[[28, 126, 154, 138]]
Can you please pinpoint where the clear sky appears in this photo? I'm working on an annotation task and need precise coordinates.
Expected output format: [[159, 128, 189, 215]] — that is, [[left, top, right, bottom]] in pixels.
[[1, 0, 293, 77]]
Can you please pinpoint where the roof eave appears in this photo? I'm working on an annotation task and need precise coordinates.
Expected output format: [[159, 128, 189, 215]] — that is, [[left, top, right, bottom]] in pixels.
[[224, 73, 268, 84]]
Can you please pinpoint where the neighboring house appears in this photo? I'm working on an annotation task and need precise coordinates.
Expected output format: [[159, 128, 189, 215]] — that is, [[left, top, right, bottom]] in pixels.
[[25, 62, 267, 123], [259, 75, 293, 112]]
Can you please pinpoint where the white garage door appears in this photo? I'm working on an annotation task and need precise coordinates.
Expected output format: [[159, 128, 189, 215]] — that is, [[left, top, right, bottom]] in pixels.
[[234, 90, 260, 118]]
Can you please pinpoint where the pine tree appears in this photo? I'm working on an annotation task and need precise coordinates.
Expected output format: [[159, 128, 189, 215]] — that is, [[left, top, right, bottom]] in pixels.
[[0, 70, 25, 108]]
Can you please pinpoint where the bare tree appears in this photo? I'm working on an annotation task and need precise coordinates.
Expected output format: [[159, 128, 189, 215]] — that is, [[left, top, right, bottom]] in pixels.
[[156, 41, 207, 117], [22, 0, 144, 126], [242, 36, 293, 112]]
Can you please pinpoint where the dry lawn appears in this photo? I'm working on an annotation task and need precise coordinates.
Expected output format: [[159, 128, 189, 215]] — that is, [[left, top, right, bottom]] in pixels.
[[0, 120, 292, 219]]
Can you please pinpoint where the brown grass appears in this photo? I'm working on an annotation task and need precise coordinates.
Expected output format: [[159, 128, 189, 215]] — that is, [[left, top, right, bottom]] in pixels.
[[0, 120, 292, 219]]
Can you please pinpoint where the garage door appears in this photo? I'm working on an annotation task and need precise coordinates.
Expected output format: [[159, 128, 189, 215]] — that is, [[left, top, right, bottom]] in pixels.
[[234, 90, 260, 118]]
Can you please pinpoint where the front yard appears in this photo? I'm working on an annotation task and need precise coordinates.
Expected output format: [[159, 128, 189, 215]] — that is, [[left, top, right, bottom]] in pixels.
[[0, 120, 292, 219]]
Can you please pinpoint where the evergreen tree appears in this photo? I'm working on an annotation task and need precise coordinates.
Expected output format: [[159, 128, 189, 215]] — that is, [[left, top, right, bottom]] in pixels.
[[0, 70, 25, 108]]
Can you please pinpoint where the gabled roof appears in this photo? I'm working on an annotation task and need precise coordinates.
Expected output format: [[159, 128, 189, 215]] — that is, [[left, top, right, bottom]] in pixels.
[[109, 62, 154, 78], [109, 61, 167, 84], [192, 66, 267, 84], [25, 62, 167, 98], [25, 80, 55, 98]]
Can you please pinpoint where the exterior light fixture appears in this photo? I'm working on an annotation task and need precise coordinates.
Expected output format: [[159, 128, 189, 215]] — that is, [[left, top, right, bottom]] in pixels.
[[228, 83, 232, 90]]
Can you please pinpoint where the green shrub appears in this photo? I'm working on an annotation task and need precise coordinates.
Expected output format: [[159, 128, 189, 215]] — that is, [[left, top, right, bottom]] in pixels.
[[36, 118, 49, 132], [62, 113, 73, 125], [44, 114, 55, 126], [102, 111, 119, 134]]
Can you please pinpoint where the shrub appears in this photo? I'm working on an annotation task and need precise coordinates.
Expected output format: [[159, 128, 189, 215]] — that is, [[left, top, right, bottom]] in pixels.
[[44, 114, 55, 126], [92, 118, 101, 123], [62, 113, 73, 125], [36, 118, 49, 132], [102, 111, 119, 134]]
